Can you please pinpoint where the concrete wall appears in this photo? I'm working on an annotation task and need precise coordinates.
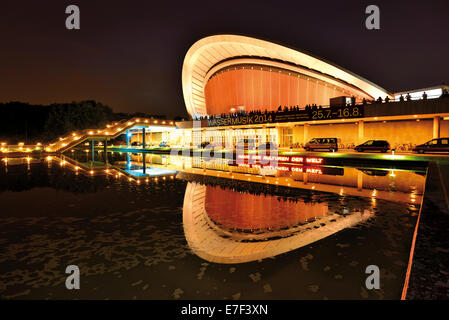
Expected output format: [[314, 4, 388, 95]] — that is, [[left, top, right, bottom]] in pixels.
[[365, 120, 432, 146], [288, 119, 445, 148], [292, 126, 304, 145], [441, 119, 449, 137]]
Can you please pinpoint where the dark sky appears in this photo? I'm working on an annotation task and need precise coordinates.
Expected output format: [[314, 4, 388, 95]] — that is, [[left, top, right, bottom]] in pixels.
[[1, 0, 448, 117]]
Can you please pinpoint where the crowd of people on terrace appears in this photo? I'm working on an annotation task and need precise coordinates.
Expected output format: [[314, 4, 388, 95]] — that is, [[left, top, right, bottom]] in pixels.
[[196, 88, 449, 121]]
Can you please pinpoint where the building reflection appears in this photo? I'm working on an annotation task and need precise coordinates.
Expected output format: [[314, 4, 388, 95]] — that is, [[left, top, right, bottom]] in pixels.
[[183, 182, 374, 264], [1, 152, 425, 265]]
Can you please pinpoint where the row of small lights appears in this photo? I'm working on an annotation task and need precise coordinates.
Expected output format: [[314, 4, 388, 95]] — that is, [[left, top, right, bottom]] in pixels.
[[46, 118, 175, 152], [1, 142, 42, 153], [1, 157, 419, 205], [194, 166, 412, 203], [45, 156, 175, 183]]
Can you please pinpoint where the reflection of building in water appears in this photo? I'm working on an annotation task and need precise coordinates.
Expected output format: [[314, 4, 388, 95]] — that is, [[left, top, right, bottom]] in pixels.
[[183, 182, 373, 264], [205, 185, 328, 231]]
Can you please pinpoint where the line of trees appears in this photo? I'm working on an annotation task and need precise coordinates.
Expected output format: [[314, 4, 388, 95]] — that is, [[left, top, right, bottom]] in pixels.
[[0, 100, 168, 144]]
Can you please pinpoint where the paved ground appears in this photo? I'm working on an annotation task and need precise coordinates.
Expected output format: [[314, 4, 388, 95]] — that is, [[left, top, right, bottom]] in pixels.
[[406, 162, 449, 299]]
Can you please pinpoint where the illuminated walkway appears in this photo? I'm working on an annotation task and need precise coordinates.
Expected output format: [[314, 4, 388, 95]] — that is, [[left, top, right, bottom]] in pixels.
[[43, 117, 176, 153]]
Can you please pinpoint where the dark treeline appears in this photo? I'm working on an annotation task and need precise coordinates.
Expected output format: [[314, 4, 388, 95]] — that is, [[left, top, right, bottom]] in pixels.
[[0, 101, 167, 144]]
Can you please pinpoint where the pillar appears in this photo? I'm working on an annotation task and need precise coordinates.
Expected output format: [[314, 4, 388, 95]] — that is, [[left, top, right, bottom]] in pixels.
[[357, 171, 363, 191], [358, 120, 365, 144], [104, 139, 108, 164], [91, 140, 95, 163], [126, 130, 130, 147], [126, 153, 131, 169], [433, 116, 440, 139], [142, 128, 146, 148], [304, 124, 309, 144], [142, 153, 146, 174]]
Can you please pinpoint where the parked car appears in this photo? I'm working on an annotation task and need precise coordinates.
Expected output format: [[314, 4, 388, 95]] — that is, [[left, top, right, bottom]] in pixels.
[[199, 141, 211, 149], [354, 140, 390, 153], [304, 138, 339, 152], [360, 169, 389, 176], [413, 138, 449, 154], [199, 141, 222, 149]]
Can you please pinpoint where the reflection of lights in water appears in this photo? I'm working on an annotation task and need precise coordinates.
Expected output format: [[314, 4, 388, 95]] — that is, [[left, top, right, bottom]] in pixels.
[[389, 170, 396, 177], [340, 188, 344, 196], [410, 192, 416, 203]]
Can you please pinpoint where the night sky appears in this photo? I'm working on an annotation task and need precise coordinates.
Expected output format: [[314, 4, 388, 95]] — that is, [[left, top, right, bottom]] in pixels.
[[1, 0, 448, 117]]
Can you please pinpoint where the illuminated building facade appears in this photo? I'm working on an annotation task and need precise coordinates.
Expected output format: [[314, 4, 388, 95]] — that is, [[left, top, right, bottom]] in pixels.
[[179, 35, 449, 149]]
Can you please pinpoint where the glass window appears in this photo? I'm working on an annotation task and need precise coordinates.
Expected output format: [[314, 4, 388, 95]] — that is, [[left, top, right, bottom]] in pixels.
[[441, 139, 448, 145]]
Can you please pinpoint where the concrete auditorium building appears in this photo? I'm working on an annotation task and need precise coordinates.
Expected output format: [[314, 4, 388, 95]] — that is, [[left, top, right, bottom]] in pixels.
[[177, 35, 449, 150]]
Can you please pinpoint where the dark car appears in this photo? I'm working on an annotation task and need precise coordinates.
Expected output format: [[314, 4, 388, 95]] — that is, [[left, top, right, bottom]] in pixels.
[[199, 141, 211, 149], [413, 138, 449, 154], [304, 138, 339, 152], [359, 169, 389, 176], [354, 140, 390, 153]]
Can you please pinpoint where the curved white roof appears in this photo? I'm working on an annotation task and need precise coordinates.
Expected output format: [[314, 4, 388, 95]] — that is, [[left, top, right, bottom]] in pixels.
[[182, 34, 392, 119]]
